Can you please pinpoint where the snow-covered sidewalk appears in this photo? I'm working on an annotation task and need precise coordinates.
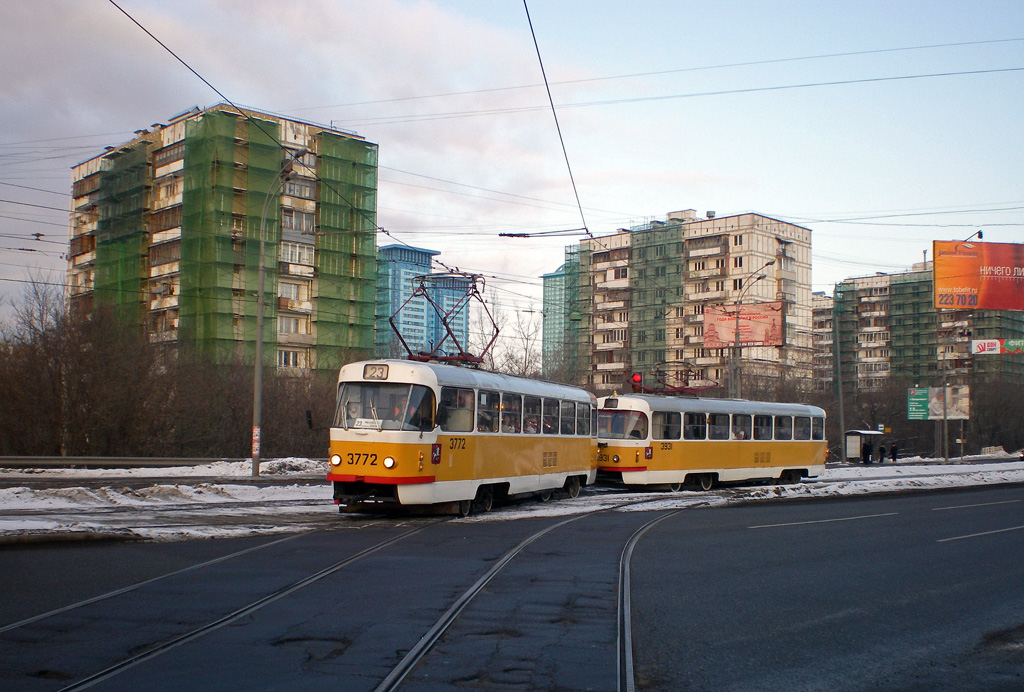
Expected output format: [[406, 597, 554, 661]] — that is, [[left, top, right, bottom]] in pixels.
[[1, 455, 1022, 541]]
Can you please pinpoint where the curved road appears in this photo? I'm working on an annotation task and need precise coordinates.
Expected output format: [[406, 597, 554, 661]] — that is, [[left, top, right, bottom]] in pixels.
[[1, 485, 1023, 691]]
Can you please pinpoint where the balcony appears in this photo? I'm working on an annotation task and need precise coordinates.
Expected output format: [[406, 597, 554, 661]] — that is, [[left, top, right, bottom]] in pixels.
[[594, 341, 626, 351], [595, 361, 627, 372]]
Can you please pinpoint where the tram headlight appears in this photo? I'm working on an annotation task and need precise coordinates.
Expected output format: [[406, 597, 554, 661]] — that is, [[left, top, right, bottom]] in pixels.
[[612, 454, 620, 464], [330, 454, 342, 466], [383, 456, 396, 469]]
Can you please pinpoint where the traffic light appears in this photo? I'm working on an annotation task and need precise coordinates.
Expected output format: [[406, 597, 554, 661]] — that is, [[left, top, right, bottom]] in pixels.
[[631, 372, 643, 392]]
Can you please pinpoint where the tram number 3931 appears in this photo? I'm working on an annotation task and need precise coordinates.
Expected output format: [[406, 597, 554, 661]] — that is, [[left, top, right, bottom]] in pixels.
[[343, 453, 377, 466]]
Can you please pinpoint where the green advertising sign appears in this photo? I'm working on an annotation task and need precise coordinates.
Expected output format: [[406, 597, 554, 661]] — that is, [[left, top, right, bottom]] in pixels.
[[907, 388, 930, 421]]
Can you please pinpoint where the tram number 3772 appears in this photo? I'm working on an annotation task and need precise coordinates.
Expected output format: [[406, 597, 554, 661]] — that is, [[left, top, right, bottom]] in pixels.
[[341, 453, 378, 466]]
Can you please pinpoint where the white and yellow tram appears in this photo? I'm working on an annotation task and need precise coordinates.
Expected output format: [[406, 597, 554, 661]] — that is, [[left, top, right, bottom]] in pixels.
[[597, 394, 827, 490], [327, 360, 598, 514]]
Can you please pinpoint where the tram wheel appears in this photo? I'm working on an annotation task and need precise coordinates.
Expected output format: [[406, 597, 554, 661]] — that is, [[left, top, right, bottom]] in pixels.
[[456, 499, 472, 517], [777, 470, 802, 485], [564, 476, 582, 499], [667, 482, 683, 493], [539, 490, 553, 502], [698, 474, 713, 491], [474, 485, 494, 513]]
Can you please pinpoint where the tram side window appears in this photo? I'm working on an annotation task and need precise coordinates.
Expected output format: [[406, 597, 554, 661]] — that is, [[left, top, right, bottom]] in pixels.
[[576, 403, 592, 436], [684, 412, 707, 440], [502, 393, 523, 433], [811, 416, 825, 440], [652, 411, 681, 440], [732, 414, 752, 440], [794, 416, 811, 440], [542, 398, 559, 434], [438, 387, 474, 432], [775, 416, 793, 440], [477, 390, 501, 432], [524, 396, 542, 434], [560, 401, 576, 435], [708, 413, 730, 440], [754, 415, 773, 440]]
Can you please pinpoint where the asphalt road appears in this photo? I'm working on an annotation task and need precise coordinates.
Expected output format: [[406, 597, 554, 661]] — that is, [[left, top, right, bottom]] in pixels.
[[631, 485, 1024, 691], [2, 485, 1022, 691]]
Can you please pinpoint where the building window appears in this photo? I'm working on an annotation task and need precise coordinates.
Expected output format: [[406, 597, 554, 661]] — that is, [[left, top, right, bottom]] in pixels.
[[280, 241, 314, 265], [282, 209, 315, 234], [733, 234, 743, 246], [283, 178, 315, 200], [614, 267, 628, 280], [279, 282, 300, 300], [278, 349, 301, 368], [278, 316, 302, 334], [149, 240, 181, 266], [733, 256, 743, 268], [153, 141, 184, 167]]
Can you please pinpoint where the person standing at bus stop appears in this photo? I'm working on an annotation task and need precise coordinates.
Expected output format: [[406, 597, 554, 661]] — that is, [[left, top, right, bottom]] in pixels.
[[879, 445, 886, 463], [891, 444, 899, 463]]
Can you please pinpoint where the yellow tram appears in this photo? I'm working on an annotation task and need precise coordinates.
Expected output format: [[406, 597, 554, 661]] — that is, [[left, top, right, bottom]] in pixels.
[[327, 360, 598, 514], [597, 394, 827, 490]]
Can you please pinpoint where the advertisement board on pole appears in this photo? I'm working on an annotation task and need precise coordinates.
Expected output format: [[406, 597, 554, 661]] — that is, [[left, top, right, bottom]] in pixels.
[[907, 388, 929, 420], [907, 386, 970, 421], [703, 302, 784, 348], [933, 240, 1024, 311]]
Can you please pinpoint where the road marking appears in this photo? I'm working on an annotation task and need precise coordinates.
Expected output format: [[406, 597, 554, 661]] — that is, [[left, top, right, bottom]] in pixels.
[[749, 512, 898, 529], [932, 499, 1021, 511], [938, 525, 1024, 543]]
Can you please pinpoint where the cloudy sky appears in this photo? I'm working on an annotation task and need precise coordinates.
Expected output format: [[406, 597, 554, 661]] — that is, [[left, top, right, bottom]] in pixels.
[[1, 0, 1022, 324]]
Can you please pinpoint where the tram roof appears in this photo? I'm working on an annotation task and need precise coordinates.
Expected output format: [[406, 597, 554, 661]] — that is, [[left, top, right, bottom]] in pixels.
[[598, 394, 825, 417], [339, 359, 596, 403]]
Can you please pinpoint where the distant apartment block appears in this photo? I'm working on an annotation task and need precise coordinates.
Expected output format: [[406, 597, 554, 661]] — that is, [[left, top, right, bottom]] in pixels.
[[545, 210, 814, 396], [67, 104, 378, 371], [375, 244, 471, 358], [833, 262, 1024, 391]]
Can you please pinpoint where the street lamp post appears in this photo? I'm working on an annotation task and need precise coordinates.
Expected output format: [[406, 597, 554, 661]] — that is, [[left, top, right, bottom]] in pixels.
[[728, 259, 776, 399], [252, 148, 309, 477]]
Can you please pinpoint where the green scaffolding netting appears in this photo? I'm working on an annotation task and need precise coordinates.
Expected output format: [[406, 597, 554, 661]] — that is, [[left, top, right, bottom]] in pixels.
[[94, 143, 149, 320], [314, 132, 378, 370], [180, 111, 280, 365]]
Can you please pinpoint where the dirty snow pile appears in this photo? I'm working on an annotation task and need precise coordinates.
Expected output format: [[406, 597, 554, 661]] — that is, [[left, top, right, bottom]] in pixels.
[[0, 455, 1022, 539]]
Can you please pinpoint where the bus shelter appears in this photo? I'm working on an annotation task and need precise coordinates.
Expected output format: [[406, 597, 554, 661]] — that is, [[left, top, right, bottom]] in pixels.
[[844, 430, 885, 463]]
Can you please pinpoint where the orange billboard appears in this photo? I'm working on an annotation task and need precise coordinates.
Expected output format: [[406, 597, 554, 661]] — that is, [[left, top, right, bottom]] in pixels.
[[703, 302, 784, 348], [933, 240, 1024, 311]]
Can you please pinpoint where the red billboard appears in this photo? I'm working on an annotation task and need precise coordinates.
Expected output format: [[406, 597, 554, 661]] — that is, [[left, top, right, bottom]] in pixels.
[[703, 302, 784, 348], [933, 240, 1024, 311]]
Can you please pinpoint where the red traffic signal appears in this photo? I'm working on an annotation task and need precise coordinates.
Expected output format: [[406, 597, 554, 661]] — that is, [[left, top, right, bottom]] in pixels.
[[631, 373, 642, 383]]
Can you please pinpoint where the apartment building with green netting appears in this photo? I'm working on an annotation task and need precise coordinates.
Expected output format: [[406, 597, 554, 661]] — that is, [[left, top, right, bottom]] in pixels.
[[68, 104, 377, 371]]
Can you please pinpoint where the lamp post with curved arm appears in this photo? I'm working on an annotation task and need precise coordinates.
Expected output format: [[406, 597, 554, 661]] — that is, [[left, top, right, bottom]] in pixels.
[[252, 148, 310, 477], [728, 259, 776, 399]]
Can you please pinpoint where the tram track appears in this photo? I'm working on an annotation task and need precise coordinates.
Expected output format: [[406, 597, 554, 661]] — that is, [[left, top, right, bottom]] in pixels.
[[4, 494, 678, 692]]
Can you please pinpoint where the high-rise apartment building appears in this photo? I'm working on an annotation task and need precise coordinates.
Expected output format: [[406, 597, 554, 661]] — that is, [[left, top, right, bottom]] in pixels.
[[375, 244, 471, 358], [546, 210, 814, 396], [811, 291, 835, 391], [833, 262, 1024, 391], [67, 104, 378, 371]]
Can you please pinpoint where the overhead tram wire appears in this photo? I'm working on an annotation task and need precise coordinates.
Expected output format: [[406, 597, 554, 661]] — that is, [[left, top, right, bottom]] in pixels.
[[105, 0, 469, 282], [336, 66, 1024, 128], [288, 36, 1024, 113], [522, 0, 591, 241]]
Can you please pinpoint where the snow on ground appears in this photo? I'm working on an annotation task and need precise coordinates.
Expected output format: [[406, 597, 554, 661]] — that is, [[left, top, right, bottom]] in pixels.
[[1, 455, 1023, 541]]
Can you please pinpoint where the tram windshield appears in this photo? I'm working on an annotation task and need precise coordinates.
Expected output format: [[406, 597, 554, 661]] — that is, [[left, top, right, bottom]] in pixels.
[[598, 410, 649, 440], [335, 382, 435, 431]]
